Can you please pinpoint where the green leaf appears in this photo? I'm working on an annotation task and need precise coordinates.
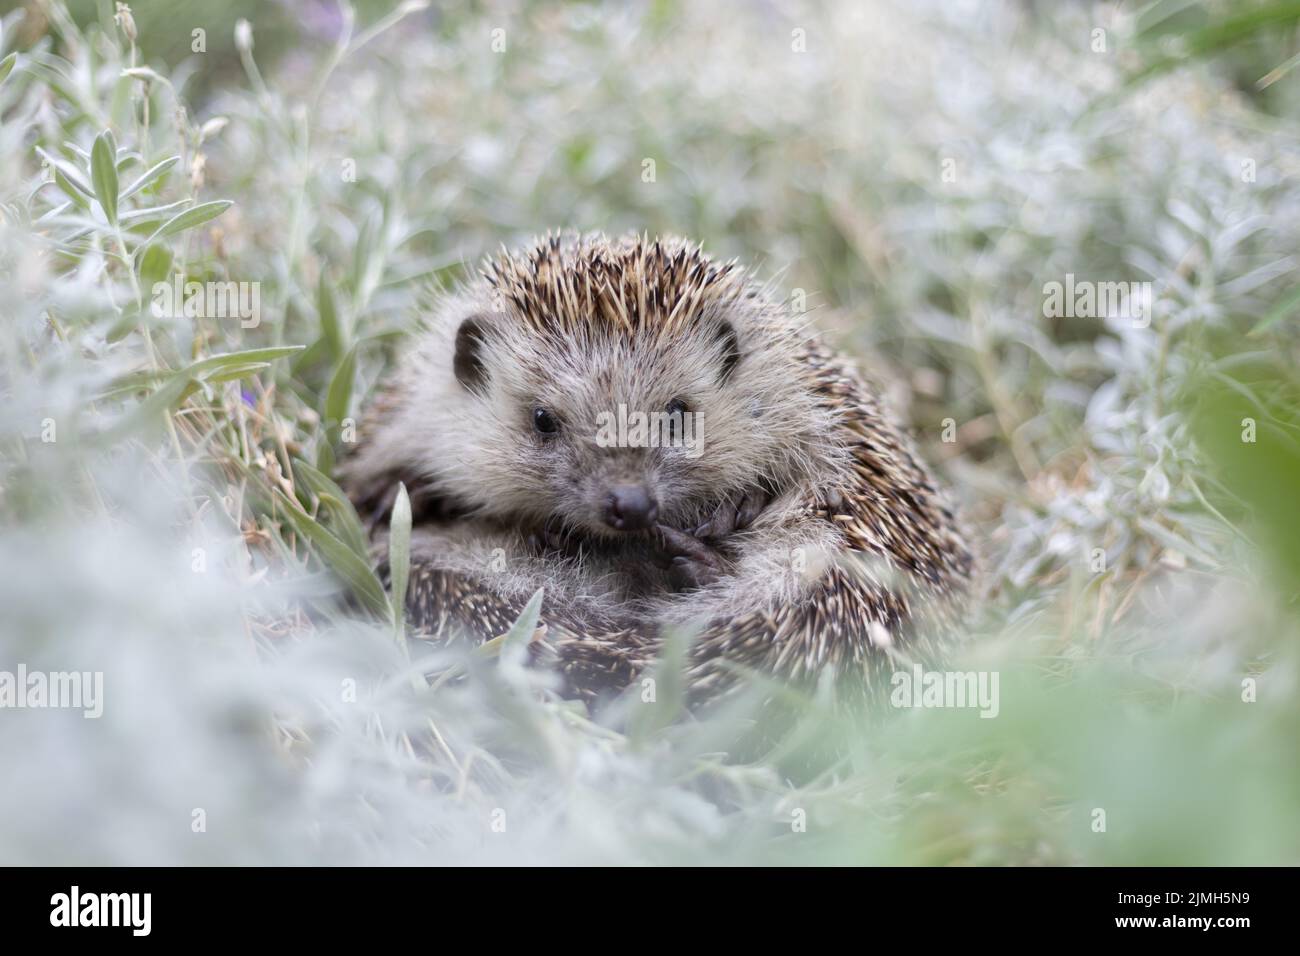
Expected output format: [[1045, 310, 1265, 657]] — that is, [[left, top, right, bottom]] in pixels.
[[317, 273, 345, 360], [502, 587, 545, 650], [1250, 285, 1300, 336], [145, 199, 232, 244], [277, 490, 391, 619], [478, 588, 546, 660], [187, 345, 304, 378], [97, 370, 196, 445], [52, 168, 91, 209], [292, 458, 370, 559], [203, 362, 271, 383], [1129, 1, 1300, 87], [290, 336, 330, 378], [0, 52, 17, 86], [90, 130, 119, 225], [1188, 370, 1300, 588], [627, 626, 689, 742], [121, 156, 180, 199], [325, 344, 357, 426], [137, 243, 173, 296], [100, 368, 169, 398], [316, 440, 336, 478], [388, 482, 412, 642], [38, 148, 94, 197], [105, 314, 137, 344], [121, 199, 195, 227]]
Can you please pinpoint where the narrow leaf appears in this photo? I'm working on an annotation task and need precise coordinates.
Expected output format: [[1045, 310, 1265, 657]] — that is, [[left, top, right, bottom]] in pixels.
[[500, 588, 545, 652], [121, 156, 180, 199], [204, 362, 272, 383], [277, 491, 391, 618], [97, 371, 195, 444], [293, 458, 371, 559], [53, 168, 91, 208], [325, 344, 357, 426], [389, 483, 412, 643], [121, 199, 193, 226], [90, 130, 119, 225], [145, 199, 232, 244], [37, 148, 94, 197], [187, 345, 304, 377], [318, 273, 344, 359]]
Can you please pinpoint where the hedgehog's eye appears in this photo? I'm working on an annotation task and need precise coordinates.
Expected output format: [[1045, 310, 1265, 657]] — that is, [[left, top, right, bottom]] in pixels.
[[666, 398, 689, 443], [532, 406, 560, 436]]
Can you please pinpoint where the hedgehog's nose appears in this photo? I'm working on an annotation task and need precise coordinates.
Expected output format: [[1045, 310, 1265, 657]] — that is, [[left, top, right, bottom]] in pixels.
[[605, 484, 658, 531]]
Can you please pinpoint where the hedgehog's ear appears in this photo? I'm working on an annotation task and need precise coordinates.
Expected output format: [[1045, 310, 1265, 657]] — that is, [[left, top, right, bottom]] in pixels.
[[712, 319, 741, 384], [453, 316, 491, 394]]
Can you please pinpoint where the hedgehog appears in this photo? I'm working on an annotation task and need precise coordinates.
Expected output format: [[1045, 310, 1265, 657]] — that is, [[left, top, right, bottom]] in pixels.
[[341, 233, 973, 705]]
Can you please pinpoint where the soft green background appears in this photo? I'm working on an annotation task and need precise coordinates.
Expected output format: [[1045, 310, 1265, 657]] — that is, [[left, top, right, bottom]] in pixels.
[[0, 0, 1297, 864]]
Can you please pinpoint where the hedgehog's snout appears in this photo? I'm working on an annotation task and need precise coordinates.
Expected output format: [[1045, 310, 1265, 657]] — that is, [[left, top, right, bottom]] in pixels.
[[603, 483, 658, 531]]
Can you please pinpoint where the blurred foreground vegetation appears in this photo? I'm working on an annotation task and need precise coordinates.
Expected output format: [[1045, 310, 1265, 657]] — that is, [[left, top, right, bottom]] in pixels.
[[0, 0, 1298, 864]]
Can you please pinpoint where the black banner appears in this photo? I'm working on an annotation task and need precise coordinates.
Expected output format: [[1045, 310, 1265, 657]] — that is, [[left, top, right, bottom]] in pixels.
[[0, 867, 1281, 940]]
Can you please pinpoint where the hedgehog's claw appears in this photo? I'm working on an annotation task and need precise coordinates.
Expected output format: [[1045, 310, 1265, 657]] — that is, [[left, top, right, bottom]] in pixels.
[[694, 488, 769, 540], [668, 555, 722, 591], [693, 501, 735, 539], [655, 523, 725, 591], [735, 488, 769, 530]]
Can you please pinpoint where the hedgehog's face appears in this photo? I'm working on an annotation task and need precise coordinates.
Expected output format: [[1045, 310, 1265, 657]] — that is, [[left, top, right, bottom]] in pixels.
[[435, 298, 823, 541]]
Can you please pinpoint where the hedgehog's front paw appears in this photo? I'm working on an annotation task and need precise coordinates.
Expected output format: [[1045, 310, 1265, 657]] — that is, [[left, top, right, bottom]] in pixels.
[[692, 488, 770, 541], [654, 524, 727, 591]]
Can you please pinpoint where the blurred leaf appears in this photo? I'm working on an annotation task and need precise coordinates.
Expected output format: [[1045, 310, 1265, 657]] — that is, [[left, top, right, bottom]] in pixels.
[[1131, 1, 1300, 85], [37, 148, 94, 198], [276, 490, 391, 619], [145, 200, 233, 244], [203, 362, 272, 383], [318, 273, 345, 360], [0, 52, 17, 86], [122, 199, 193, 227], [52, 168, 91, 209], [316, 438, 336, 477], [477, 587, 545, 661], [1189, 369, 1300, 589], [97, 370, 197, 444], [137, 243, 173, 294], [1249, 285, 1300, 336], [90, 130, 119, 225], [388, 482, 412, 641], [188, 345, 304, 378], [325, 344, 357, 426], [293, 458, 370, 560], [627, 626, 689, 742]]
